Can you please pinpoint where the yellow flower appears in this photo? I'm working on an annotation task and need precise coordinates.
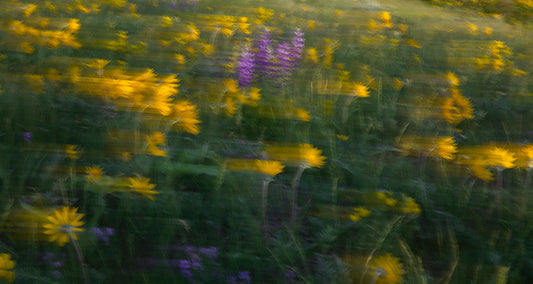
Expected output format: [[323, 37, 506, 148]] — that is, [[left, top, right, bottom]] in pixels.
[[353, 82, 370, 97], [26, 75, 44, 93], [175, 54, 186, 65], [121, 152, 132, 162], [255, 160, 285, 176], [23, 4, 38, 17], [146, 134, 167, 157], [129, 4, 139, 17], [104, 0, 127, 8], [380, 11, 393, 28], [42, 207, 85, 247], [306, 48, 318, 64], [307, 20, 316, 31], [299, 144, 326, 168], [238, 17, 250, 34], [20, 42, 35, 54], [172, 100, 201, 135], [522, 145, 533, 168], [407, 39, 420, 48], [446, 72, 460, 87], [266, 144, 326, 168], [86, 59, 110, 76], [186, 24, 200, 41], [471, 163, 494, 181], [369, 253, 405, 284], [254, 7, 274, 24], [484, 26, 493, 35], [349, 207, 371, 222], [487, 147, 516, 169], [0, 253, 15, 283], [436, 137, 457, 160], [161, 16, 173, 28], [150, 132, 166, 145], [67, 19, 81, 33], [85, 166, 103, 181], [224, 97, 237, 117], [128, 177, 159, 201], [336, 134, 349, 141], [224, 79, 239, 93], [295, 108, 311, 122], [64, 145, 80, 159], [401, 198, 421, 214], [392, 78, 404, 90], [441, 88, 474, 125], [467, 22, 478, 35], [377, 191, 397, 206]]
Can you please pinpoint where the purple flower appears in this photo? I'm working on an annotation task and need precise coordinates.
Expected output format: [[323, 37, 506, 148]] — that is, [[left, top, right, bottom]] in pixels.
[[237, 47, 255, 88], [199, 246, 218, 261], [238, 271, 251, 283], [90, 227, 115, 244], [252, 29, 305, 84], [273, 41, 293, 77], [290, 29, 305, 67], [22, 132, 32, 143], [254, 30, 275, 78], [285, 269, 297, 282], [179, 259, 195, 281], [228, 271, 251, 284]]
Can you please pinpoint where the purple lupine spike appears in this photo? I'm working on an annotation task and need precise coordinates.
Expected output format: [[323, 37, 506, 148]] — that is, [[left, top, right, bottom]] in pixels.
[[273, 41, 293, 77], [237, 46, 255, 88], [289, 29, 305, 67], [254, 30, 274, 77]]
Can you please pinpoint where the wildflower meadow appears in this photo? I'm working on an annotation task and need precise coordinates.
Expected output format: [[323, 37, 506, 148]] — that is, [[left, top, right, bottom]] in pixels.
[[1, 0, 533, 283]]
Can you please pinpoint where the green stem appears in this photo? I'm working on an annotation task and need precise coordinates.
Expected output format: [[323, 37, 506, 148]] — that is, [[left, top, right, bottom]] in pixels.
[[342, 96, 356, 125], [71, 235, 89, 284], [290, 166, 306, 226], [262, 178, 271, 238]]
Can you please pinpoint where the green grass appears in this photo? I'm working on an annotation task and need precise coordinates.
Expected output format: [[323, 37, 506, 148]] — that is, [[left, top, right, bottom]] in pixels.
[[0, 0, 532, 283]]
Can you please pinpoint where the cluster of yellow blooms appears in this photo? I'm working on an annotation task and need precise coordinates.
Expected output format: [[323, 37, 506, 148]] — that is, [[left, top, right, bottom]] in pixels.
[[441, 72, 474, 125], [0, 254, 15, 283], [475, 41, 512, 72], [222, 79, 262, 117], [457, 146, 518, 181], [226, 159, 285, 177], [398, 135, 458, 160], [265, 143, 326, 169], [369, 253, 406, 284], [9, 18, 82, 52]]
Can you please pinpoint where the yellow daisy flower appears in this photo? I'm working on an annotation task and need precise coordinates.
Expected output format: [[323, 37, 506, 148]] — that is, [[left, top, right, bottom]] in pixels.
[[85, 166, 103, 181], [299, 144, 326, 168], [369, 253, 405, 284], [255, 160, 285, 176], [64, 145, 80, 160], [400, 198, 421, 215], [128, 177, 159, 201], [522, 145, 533, 168], [487, 147, 516, 169], [172, 100, 201, 135], [349, 207, 371, 222], [436, 136, 457, 160], [42, 207, 85, 247], [0, 253, 15, 283], [353, 82, 370, 98]]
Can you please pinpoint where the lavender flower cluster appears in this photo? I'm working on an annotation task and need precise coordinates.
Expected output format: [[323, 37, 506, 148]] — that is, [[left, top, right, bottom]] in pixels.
[[237, 29, 305, 88]]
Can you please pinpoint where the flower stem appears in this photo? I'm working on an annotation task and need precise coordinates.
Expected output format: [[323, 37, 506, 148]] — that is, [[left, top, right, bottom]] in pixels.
[[290, 166, 306, 226], [342, 96, 356, 125], [71, 235, 89, 284], [262, 178, 271, 238]]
